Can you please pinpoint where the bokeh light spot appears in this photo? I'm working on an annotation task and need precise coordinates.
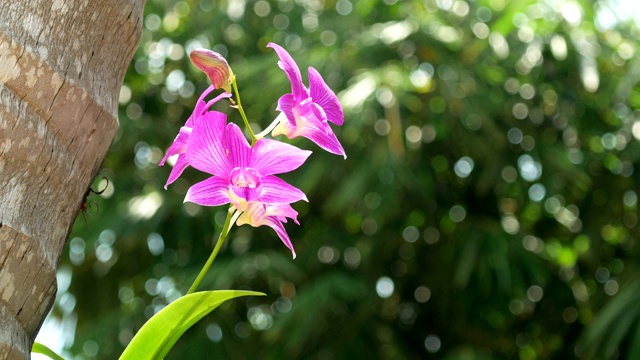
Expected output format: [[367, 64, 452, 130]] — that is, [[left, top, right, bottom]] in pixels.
[[526, 285, 544, 302], [376, 277, 394, 298], [424, 335, 441, 353], [414, 286, 431, 303], [454, 157, 474, 178], [206, 323, 223, 342]]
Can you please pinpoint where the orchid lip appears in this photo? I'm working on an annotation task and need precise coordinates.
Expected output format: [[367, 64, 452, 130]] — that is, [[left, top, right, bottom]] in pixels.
[[230, 167, 262, 189]]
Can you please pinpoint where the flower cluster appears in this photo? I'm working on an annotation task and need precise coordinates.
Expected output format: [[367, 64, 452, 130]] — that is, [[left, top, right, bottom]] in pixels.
[[160, 43, 345, 258]]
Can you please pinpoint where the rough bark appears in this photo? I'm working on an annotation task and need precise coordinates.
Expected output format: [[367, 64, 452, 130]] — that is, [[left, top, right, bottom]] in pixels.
[[0, 1, 145, 358]]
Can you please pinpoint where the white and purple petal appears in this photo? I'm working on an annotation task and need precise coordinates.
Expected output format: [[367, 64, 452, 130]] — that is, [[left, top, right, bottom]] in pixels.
[[271, 113, 297, 138], [308, 66, 344, 126], [267, 42, 307, 101], [164, 155, 189, 189], [296, 98, 327, 127], [275, 93, 297, 129], [251, 139, 311, 176], [262, 216, 296, 258], [239, 202, 268, 224], [294, 122, 346, 158], [203, 92, 232, 113], [160, 126, 191, 166], [236, 203, 297, 258], [160, 127, 192, 188], [265, 203, 299, 225], [184, 176, 231, 207], [223, 123, 252, 169], [259, 176, 308, 204], [185, 85, 216, 127], [186, 86, 232, 128], [290, 100, 346, 157], [185, 111, 231, 176]]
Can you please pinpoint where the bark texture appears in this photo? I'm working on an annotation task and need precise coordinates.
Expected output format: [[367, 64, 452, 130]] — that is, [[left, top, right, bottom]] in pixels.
[[0, 1, 145, 358]]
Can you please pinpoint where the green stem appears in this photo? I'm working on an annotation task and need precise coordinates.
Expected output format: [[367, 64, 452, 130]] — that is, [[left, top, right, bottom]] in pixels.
[[230, 73, 257, 145], [187, 206, 237, 294]]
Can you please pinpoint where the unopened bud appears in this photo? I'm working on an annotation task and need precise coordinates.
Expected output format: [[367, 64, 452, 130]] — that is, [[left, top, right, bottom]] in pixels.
[[189, 49, 231, 93]]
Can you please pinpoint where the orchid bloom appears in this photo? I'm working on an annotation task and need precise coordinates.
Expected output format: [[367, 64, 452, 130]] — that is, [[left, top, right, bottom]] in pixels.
[[267, 43, 346, 158], [237, 202, 300, 258], [190, 49, 232, 93], [184, 111, 311, 212], [159, 86, 231, 188]]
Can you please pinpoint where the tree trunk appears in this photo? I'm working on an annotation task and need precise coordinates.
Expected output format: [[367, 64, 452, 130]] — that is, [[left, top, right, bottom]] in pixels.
[[0, 1, 145, 358]]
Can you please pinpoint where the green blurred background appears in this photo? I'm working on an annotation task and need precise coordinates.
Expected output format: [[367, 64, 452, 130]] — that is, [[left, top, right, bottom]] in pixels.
[[36, 0, 640, 358]]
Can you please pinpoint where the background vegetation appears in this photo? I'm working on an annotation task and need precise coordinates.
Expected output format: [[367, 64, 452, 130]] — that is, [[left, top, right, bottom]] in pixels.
[[40, 0, 640, 358]]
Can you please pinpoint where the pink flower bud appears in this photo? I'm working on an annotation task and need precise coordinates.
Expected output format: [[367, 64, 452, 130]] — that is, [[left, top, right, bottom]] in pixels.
[[189, 49, 232, 93]]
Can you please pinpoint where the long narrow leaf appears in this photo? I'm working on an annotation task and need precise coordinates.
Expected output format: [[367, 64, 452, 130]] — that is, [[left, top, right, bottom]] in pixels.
[[32, 342, 65, 360], [627, 317, 640, 360], [120, 290, 264, 360], [581, 281, 640, 357]]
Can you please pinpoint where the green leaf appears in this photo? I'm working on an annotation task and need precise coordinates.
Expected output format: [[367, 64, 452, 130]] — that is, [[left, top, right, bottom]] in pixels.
[[120, 290, 265, 360], [581, 281, 640, 357], [32, 342, 65, 360], [627, 317, 640, 360]]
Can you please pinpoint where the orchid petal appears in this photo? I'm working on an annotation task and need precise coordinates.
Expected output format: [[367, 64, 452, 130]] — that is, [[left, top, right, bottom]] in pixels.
[[238, 202, 267, 224], [308, 66, 344, 126], [160, 127, 191, 166], [267, 43, 306, 101], [251, 139, 311, 176], [187, 85, 215, 127], [295, 122, 346, 158], [203, 92, 232, 112], [297, 98, 329, 127], [164, 155, 189, 189], [292, 101, 346, 158], [160, 127, 193, 188], [262, 217, 297, 259], [265, 203, 299, 225], [188, 89, 233, 128], [184, 177, 231, 207], [259, 176, 308, 204], [236, 204, 297, 258], [272, 114, 297, 138], [275, 93, 297, 128], [186, 111, 231, 176], [224, 123, 252, 169]]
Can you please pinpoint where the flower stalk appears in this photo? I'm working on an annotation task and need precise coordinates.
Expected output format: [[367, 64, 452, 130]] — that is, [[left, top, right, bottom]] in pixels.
[[229, 72, 257, 145], [187, 206, 238, 294]]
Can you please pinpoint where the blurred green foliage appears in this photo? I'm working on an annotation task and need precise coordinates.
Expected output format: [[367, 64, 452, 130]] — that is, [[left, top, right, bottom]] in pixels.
[[46, 0, 640, 358]]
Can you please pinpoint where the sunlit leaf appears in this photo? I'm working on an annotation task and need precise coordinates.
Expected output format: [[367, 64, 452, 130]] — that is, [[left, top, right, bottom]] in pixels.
[[119, 290, 264, 360], [32, 342, 65, 360]]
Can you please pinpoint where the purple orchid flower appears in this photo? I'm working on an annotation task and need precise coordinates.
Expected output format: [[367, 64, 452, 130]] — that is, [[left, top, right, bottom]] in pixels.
[[159, 86, 231, 189], [183, 111, 311, 212], [267, 42, 346, 158], [237, 202, 300, 258]]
